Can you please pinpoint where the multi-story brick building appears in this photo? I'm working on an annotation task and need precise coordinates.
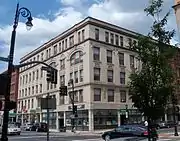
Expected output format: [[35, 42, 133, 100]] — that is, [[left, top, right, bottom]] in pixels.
[[0, 68, 19, 122], [17, 17, 142, 131]]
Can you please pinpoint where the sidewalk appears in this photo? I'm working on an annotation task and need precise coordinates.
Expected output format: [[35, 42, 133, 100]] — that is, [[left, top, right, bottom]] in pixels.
[[158, 132, 180, 140]]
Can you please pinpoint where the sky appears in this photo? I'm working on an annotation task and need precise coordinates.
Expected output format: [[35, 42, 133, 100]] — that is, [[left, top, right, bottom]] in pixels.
[[0, 0, 178, 73]]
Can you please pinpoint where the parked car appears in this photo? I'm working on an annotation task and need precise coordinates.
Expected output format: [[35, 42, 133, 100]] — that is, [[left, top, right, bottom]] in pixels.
[[31, 122, 47, 132], [0, 124, 21, 135], [102, 125, 148, 141]]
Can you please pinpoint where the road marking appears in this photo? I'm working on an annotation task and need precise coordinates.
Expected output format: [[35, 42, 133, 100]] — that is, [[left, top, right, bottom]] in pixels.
[[72, 138, 102, 141]]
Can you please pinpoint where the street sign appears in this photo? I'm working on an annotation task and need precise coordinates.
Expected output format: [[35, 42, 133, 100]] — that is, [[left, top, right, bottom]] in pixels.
[[41, 98, 56, 109]]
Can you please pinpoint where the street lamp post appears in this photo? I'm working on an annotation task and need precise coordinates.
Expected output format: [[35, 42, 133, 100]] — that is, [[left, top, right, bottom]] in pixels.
[[125, 104, 128, 124], [1, 3, 33, 141], [68, 79, 75, 132]]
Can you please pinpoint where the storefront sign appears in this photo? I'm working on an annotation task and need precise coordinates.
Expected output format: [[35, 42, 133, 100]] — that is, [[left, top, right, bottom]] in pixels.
[[68, 104, 85, 110]]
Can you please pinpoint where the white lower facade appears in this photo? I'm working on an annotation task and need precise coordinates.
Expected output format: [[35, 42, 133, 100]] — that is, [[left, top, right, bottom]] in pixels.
[[17, 84, 144, 131]]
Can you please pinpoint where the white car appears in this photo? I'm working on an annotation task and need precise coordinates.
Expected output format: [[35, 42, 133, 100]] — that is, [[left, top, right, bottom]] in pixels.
[[0, 124, 21, 135], [8, 124, 21, 135]]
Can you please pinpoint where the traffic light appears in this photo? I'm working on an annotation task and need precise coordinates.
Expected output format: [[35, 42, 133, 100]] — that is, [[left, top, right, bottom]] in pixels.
[[0, 101, 3, 110], [6, 101, 16, 110], [73, 105, 78, 117], [45, 67, 57, 84], [59, 86, 67, 96]]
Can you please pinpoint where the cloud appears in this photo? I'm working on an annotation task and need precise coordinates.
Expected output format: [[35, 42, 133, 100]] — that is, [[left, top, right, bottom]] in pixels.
[[0, 0, 178, 73]]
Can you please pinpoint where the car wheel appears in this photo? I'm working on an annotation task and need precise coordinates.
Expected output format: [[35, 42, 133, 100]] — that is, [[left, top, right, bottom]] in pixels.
[[105, 135, 111, 141], [17, 133, 20, 135]]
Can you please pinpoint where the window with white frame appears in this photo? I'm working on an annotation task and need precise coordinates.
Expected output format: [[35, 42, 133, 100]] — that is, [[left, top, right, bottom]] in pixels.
[[74, 71, 78, 83], [60, 58, 65, 70], [93, 47, 100, 61], [120, 72, 125, 84], [120, 90, 126, 102], [79, 69, 83, 82], [107, 50, 112, 63], [79, 89, 83, 103], [94, 88, 101, 101], [108, 89, 114, 102], [70, 51, 83, 65], [107, 70, 113, 82], [119, 53, 124, 66], [94, 68, 100, 81]]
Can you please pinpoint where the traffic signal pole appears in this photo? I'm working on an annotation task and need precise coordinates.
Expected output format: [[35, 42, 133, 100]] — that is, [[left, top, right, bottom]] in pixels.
[[46, 93, 50, 141]]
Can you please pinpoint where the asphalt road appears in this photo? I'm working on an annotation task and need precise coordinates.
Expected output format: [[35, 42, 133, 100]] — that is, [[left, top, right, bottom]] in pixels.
[[7, 131, 101, 141], [6, 128, 180, 141]]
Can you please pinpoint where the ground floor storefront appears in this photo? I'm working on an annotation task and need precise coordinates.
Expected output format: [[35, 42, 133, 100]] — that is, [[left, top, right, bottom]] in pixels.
[[17, 108, 144, 131]]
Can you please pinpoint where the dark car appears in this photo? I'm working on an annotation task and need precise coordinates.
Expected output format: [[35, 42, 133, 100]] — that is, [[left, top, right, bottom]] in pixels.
[[31, 122, 47, 132], [102, 125, 148, 141]]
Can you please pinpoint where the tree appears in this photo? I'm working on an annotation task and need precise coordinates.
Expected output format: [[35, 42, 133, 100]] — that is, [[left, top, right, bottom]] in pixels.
[[129, 0, 176, 139]]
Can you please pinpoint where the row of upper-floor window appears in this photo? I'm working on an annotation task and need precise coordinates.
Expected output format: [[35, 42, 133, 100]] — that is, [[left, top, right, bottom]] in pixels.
[[59, 69, 83, 86], [18, 89, 84, 111], [20, 29, 85, 72], [20, 69, 43, 86], [18, 98, 34, 111], [94, 28, 137, 48], [94, 68, 126, 84], [20, 27, 137, 72], [19, 69, 83, 97], [93, 47, 136, 67], [19, 84, 42, 98], [94, 88, 128, 103]]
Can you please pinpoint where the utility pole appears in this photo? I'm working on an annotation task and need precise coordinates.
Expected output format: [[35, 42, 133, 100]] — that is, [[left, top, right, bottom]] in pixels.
[[46, 93, 50, 141], [0, 3, 33, 141]]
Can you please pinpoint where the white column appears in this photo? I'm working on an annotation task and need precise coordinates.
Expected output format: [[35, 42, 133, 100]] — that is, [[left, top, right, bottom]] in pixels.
[[164, 113, 167, 121], [88, 109, 94, 131], [118, 111, 121, 126], [40, 113, 42, 122], [64, 111, 66, 127], [56, 112, 59, 131]]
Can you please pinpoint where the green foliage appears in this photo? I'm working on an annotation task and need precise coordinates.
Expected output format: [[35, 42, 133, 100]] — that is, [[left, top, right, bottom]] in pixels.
[[129, 0, 176, 121]]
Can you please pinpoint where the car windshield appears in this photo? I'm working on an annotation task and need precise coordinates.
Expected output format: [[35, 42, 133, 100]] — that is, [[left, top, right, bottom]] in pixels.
[[8, 124, 17, 128]]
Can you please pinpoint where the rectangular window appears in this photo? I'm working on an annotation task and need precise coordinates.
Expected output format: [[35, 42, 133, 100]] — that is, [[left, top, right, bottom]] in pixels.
[[31, 99, 34, 108], [93, 47, 100, 61], [108, 89, 114, 102], [107, 50, 112, 63], [79, 89, 83, 103], [32, 86, 34, 95], [33, 72, 35, 80], [25, 88, 27, 96], [60, 59, 65, 70], [60, 75, 65, 86], [79, 69, 83, 82], [82, 29, 85, 41], [62, 40, 64, 51], [95, 28, 99, 40], [29, 73, 31, 82], [46, 50, 48, 59], [69, 35, 74, 47], [59, 42, 61, 52], [40, 84, 42, 93], [74, 71, 78, 83], [120, 36, 123, 47], [65, 39, 67, 49], [107, 70, 113, 82], [120, 72, 125, 84], [105, 31, 109, 43], [36, 70, 39, 80], [94, 88, 101, 101], [41, 52, 44, 61], [28, 87, 30, 95], [130, 55, 135, 68], [36, 85, 38, 94], [78, 31, 81, 43], [53, 45, 57, 55], [115, 34, 119, 46], [28, 100, 30, 109], [119, 53, 124, 66], [94, 68, 100, 81], [110, 33, 114, 44], [120, 90, 126, 102]]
